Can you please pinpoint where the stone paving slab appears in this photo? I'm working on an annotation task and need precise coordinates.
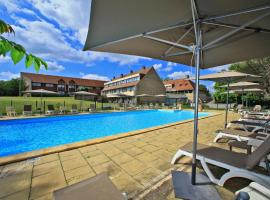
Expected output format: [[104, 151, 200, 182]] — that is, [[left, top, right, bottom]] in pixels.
[[0, 112, 239, 200]]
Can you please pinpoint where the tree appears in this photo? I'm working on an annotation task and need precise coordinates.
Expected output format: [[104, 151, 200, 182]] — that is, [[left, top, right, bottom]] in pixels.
[[229, 57, 270, 93], [0, 78, 25, 96], [213, 82, 237, 103], [0, 20, 47, 71], [199, 84, 211, 97]]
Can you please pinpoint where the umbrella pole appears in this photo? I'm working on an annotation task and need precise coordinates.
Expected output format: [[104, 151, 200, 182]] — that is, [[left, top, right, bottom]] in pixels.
[[191, 26, 201, 185], [225, 82, 229, 128]]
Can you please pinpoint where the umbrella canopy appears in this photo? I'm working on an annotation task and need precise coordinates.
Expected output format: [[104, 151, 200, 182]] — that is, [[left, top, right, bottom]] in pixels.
[[106, 94, 120, 98], [228, 88, 264, 94], [84, 1, 270, 68], [197, 71, 261, 82], [155, 94, 166, 97], [84, 0, 270, 185], [220, 81, 260, 89], [74, 91, 98, 96], [136, 94, 153, 97], [23, 89, 57, 94], [195, 71, 261, 127]]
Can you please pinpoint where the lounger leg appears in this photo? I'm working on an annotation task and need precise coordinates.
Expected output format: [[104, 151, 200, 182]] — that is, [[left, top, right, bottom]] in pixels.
[[213, 133, 224, 143], [200, 158, 219, 184], [171, 150, 185, 164], [218, 170, 270, 187]]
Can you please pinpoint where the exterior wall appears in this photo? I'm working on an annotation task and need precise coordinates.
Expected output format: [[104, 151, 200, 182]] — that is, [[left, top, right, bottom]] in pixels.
[[21, 73, 104, 96], [135, 68, 166, 103]]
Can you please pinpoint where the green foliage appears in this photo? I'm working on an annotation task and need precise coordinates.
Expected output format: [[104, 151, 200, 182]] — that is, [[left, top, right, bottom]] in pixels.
[[229, 57, 270, 94], [0, 19, 47, 71], [199, 84, 211, 97], [0, 78, 25, 96], [213, 82, 237, 103]]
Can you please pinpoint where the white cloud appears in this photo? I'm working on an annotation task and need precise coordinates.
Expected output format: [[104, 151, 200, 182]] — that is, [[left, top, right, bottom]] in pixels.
[[153, 63, 162, 70], [168, 71, 193, 79], [167, 62, 177, 67], [163, 66, 173, 72], [80, 73, 109, 81], [0, 56, 11, 63], [0, 71, 20, 80], [209, 64, 230, 72], [1, 0, 149, 66], [44, 61, 65, 72]]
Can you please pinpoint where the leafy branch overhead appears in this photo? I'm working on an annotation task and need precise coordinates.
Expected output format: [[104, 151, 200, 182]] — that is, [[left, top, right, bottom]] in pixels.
[[0, 19, 47, 71]]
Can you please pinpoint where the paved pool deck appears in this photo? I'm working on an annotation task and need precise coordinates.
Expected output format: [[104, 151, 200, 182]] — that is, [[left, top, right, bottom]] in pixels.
[[0, 111, 240, 200]]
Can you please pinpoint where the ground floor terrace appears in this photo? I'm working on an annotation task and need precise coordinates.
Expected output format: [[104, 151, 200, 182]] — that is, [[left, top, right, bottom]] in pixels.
[[0, 112, 242, 200]]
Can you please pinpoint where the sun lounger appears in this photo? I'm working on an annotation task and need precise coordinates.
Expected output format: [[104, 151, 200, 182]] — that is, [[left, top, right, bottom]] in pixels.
[[46, 105, 56, 115], [53, 173, 127, 200], [214, 128, 268, 142], [227, 120, 269, 133], [171, 136, 270, 187], [6, 106, 16, 117], [253, 105, 262, 112], [71, 104, 79, 114], [23, 105, 32, 116], [235, 182, 270, 200]]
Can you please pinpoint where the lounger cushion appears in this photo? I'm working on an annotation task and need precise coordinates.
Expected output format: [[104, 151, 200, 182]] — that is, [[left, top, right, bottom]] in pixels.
[[181, 143, 247, 168], [220, 129, 266, 139]]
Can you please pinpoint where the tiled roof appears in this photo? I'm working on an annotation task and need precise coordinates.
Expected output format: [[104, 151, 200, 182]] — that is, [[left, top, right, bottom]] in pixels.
[[163, 79, 195, 91], [111, 67, 152, 82], [102, 81, 139, 91], [21, 72, 106, 87]]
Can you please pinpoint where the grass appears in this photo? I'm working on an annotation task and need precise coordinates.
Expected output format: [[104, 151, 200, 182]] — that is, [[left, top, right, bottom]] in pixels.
[[0, 96, 115, 114]]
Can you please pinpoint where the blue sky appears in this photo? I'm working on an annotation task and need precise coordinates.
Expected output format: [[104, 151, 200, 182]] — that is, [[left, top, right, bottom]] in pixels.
[[0, 0, 230, 91]]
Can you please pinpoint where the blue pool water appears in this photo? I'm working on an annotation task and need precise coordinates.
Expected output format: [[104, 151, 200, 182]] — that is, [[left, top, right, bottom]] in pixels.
[[0, 110, 209, 157]]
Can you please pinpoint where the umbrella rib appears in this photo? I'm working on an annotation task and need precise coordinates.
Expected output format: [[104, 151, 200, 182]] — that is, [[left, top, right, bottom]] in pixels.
[[162, 50, 192, 58], [202, 21, 270, 34], [143, 35, 192, 51], [202, 4, 270, 22], [203, 11, 270, 49], [163, 26, 194, 56], [89, 22, 194, 51]]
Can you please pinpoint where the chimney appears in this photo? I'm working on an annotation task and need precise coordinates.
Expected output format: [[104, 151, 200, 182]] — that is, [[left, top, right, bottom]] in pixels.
[[185, 75, 190, 79], [113, 76, 115, 79], [121, 74, 124, 77], [142, 66, 146, 69], [130, 70, 133, 73]]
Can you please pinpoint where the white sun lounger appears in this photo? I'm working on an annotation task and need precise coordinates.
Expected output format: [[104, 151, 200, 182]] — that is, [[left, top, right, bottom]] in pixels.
[[171, 136, 270, 187], [235, 182, 270, 200], [227, 120, 269, 133], [214, 128, 268, 142]]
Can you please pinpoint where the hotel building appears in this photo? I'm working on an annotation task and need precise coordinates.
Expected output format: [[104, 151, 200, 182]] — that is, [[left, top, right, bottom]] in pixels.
[[102, 66, 166, 104], [21, 72, 106, 95]]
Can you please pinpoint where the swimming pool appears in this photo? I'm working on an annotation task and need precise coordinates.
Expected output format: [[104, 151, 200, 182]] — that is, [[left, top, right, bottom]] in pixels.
[[0, 110, 209, 157]]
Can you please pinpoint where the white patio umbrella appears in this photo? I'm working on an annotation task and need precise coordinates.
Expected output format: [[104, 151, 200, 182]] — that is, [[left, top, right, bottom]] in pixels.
[[74, 91, 98, 111], [23, 89, 57, 113], [195, 71, 261, 127], [136, 94, 153, 97], [84, 0, 270, 185], [220, 81, 261, 105]]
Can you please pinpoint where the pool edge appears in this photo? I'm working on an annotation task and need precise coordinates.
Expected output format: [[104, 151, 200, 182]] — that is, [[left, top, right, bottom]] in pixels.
[[0, 112, 221, 166]]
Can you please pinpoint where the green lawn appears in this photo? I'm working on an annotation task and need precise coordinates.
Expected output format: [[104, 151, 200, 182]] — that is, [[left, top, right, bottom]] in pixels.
[[0, 96, 114, 114]]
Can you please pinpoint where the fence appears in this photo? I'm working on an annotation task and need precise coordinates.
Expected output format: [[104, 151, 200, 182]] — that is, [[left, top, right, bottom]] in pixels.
[[0, 97, 113, 115]]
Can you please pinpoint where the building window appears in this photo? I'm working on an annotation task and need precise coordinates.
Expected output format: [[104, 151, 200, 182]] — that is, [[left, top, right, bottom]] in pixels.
[[32, 82, 41, 86], [45, 83, 54, 87]]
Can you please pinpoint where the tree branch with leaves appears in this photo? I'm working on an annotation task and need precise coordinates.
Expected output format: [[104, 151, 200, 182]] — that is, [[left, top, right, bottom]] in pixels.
[[0, 19, 47, 71]]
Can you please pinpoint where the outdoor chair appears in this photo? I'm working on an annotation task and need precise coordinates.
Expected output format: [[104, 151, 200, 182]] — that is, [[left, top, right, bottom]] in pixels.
[[214, 128, 269, 143], [235, 182, 270, 200], [71, 104, 79, 114], [6, 106, 16, 117], [89, 104, 96, 112], [59, 106, 66, 115], [227, 119, 269, 133], [53, 173, 127, 200], [23, 105, 32, 116], [254, 105, 262, 112], [46, 105, 56, 115], [171, 136, 270, 187]]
